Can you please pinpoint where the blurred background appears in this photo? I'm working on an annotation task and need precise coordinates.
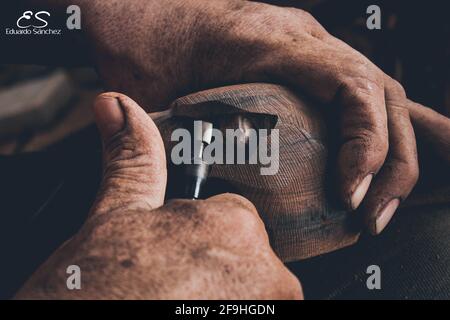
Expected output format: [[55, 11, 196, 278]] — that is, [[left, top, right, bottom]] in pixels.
[[0, 0, 448, 298], [0, 66, 99, 154]]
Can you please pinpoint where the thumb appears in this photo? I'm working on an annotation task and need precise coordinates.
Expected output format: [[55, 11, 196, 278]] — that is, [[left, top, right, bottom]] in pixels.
[[91, 92, 167, 216]]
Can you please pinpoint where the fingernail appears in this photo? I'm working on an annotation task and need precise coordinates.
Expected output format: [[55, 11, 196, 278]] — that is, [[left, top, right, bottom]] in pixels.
[[94, 96, 125, 141], [350, 174, 373, 210], [373, 198, 400, 235]]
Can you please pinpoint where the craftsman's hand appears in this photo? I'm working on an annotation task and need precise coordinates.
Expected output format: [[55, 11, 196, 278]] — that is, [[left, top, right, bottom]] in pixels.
[[15, 93, 302, 300], [78, 0, 450, 235]]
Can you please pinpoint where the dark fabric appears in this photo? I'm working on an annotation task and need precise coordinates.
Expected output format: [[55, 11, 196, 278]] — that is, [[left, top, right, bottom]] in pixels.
[[288, 204, 450, 300]]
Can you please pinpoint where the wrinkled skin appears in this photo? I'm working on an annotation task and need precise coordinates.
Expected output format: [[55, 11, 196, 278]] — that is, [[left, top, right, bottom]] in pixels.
[[76, 0, 450, 234], [18, 0, 450, 299], [15, 93, 302, 300]]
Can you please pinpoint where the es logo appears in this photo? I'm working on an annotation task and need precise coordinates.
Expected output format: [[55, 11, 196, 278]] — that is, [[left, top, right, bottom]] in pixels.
[[16, 5, 81, 30], [17, 10, 50, 29]]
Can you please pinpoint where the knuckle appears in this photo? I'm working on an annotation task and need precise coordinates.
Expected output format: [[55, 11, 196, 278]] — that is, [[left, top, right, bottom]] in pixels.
[[97, 92, 128, 101], [345, 69, 383, 94], [106, 133, 141, 160], [342, 123, 388, 155], [348, 110, 386, 133], [166, 199, 203, 214], [204, 195, 264, 242], [104, 136, 162, 177], [344, 55, 382, 83], [223, 193, 258, 213], [297, 10, 319, 25], [340, 80, 384, 114], [220, 214, 264, 246], [268, 262, 303, 299], [228, 205, 261, 233], [280, 8, 326, 33], [285, 275, 304, 300], [207, 193, 260, 221], [339, 134, 388, 179], [386, 78, 407, 99]]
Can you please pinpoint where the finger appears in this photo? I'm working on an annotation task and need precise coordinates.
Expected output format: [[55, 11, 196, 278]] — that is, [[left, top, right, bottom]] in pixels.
[[205, 193, 268, 241], [361, 106, 419, 235], [406, 101, 450, 163], [233, 11, 389, 211], [91, 92, 167, 216], [206, 192, 304, 299], [263, 36, 389, 210], [206, 193, 259, 218], [336, 73, 388, 211], [384, 75, 450, 163], [329, 41, 389, 210]]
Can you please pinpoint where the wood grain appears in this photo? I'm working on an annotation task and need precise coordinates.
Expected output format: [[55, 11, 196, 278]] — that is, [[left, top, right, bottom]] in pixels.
[[157, 83, 360, 262]]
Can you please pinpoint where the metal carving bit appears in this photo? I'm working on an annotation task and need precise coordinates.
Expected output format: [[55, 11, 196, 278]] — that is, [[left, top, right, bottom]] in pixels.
[[182, 121, 213, 200]]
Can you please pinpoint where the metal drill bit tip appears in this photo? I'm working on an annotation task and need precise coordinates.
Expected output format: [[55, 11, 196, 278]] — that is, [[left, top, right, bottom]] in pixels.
[[182, 121, 213, 200], [194, 121, 213, 144]]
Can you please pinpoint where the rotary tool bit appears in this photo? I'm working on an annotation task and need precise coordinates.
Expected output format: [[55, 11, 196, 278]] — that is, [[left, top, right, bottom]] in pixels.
[[182, 120, 213, 200]]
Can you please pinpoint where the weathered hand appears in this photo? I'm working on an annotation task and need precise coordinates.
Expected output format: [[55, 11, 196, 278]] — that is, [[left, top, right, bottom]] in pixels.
[[15, 93, 302, 300], [80, 0, 450, 235]]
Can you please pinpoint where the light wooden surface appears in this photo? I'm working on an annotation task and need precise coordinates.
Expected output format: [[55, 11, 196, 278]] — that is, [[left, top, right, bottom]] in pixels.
[[0, 68, 99, 155], [0, 71, 73, 136]]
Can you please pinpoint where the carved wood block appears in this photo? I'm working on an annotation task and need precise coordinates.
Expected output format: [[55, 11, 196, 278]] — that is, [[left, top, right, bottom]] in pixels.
[[157, 83, 360, 262]]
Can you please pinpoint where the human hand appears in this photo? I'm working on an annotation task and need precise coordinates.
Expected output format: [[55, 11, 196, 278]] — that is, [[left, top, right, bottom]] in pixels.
[[80, 0, 450, 235], [15, 93, 302, 300]]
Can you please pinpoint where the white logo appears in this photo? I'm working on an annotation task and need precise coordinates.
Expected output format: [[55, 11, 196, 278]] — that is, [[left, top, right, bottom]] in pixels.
[[16, 10, 50, 29], [6, 6, 81, 36]]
